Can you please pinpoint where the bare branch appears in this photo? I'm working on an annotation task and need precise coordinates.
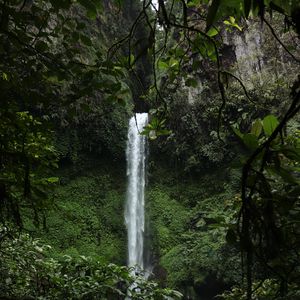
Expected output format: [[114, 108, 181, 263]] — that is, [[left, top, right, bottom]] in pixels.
[[263, 17, 300, 64]]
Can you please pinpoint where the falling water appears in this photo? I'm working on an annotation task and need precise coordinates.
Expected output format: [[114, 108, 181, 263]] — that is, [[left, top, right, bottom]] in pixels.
[[125, 113, 148, 271]]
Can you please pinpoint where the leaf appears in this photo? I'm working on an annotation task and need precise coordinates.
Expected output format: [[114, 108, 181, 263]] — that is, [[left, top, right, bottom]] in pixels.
[[207, 27, 219, 37], [281, 147, 300, 161], [251, 119, 262, 137], [129, 54, 135, 66], [263, 115, 279, 136], [2, 72, 8, 80], [46, 177, 59, 183], [171, 290, 184, 298], [244, 0, 252, 17], [169, 57, 179, 69], [187, 0, 201, 7], [233, 23, 243, 31], [175, 47, 185, 57], [157, 129, 172, 136], [224, 17, 243, 31], [267, 166, 298, 184], [206, 0, 221, 31], [229, 16, 235, 23], [232, 126, 243, 139], [243, 133, 259, 150], [158, 60, 169, 70]]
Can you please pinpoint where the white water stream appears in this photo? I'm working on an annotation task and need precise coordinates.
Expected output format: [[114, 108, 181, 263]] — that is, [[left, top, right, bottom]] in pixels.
[[125, 113, 148, 270]]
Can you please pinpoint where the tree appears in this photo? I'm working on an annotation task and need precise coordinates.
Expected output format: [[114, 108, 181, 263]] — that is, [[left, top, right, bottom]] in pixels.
[[0, 0, 130, 226]]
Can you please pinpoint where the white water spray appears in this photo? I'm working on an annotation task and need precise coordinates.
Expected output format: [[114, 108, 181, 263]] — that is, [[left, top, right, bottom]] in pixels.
[[125, 113, 148, 270]]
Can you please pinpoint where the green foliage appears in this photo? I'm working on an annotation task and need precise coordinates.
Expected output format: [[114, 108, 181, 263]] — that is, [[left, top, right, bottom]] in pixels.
[[0, 0, 128, 104], [0, 110, 57, 226], [223, 16, 243, 31], [0, 0, 132, 227], [147, 187, 189, 256], [25, 168, 127, 264], [150, 88, 232, 171], [147, 166, 241, 293], [142, 117, 172, 140], [262, 115, 279, 136], [54, 99, 131, 163], [0, 227, 182, 299], [162, 192, 240, 288], [220, 279, 300, 300], [230, 113, 300, 297], [203, 0, 300, 26]]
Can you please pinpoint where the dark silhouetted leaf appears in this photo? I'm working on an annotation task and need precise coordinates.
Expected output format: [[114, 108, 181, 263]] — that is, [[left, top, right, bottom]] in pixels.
[[267, 166, 299, 184], [243, 133, 259, 150], [206, 0, 221, 31], [244, 0, 252, 17]]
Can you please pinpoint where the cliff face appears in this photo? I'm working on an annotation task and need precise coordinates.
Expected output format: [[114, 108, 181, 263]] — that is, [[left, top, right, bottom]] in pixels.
[[148, 15, 299, 173], [224, 19, 298, 86]]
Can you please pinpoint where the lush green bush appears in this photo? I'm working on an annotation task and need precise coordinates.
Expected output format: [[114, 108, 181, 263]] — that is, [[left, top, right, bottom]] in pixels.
[[147, 187, 189, 256], [220, 280, 300, 300], [0, 228, 182, 299], [24, 169, 127, 264], [146, 167, 241, 294]]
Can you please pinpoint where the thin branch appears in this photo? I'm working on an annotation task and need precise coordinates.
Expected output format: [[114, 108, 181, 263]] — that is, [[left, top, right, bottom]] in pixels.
[[240, 85, 300, 300], [30, 11, 50, 47], [220, 70, 256, 104], [1, 29, 75, 78], [180, 0, 188, 27], [107, 8, 146, 61], [263, 17, 300, 64], [143, 2, 167, 112]]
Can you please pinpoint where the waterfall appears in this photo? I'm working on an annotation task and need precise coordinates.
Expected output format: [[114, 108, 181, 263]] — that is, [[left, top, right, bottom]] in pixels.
[[125, 113, 148, 271]]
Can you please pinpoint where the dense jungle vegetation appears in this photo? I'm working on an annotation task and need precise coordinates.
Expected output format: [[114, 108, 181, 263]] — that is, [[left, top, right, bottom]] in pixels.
[[0, 0, 299, 299]]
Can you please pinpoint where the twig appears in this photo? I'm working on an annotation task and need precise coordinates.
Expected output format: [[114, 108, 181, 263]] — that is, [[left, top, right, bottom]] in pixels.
[[263, 17, 300, 64]]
